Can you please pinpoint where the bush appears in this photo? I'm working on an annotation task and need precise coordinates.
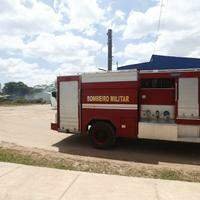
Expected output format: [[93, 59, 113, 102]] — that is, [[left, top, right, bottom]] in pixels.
[[12, 98, 29, 104], [0, 98, 9, 103], [29, 98, 46, 104], [0, 98, 47, 105]]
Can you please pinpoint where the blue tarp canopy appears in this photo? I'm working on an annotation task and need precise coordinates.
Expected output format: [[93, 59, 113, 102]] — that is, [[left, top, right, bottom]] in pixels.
[[118, 55, 200, 71]]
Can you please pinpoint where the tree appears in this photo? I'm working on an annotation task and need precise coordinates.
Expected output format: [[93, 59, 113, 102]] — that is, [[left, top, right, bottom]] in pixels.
[[3, 82, 31, 97]]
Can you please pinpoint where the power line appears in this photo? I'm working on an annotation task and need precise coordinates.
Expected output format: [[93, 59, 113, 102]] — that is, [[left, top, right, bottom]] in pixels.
[[153, 0, 165, 54]]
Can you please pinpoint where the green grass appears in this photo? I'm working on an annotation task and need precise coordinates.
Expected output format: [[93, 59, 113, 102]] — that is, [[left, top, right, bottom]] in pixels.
[[0, 147, 200, 182]]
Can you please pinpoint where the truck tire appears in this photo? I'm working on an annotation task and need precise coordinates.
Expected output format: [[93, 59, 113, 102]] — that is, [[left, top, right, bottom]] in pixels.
[[89, 121, 116, 149]]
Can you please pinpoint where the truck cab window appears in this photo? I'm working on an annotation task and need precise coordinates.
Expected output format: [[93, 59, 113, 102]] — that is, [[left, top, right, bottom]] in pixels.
[[141, 78, 174, 88]]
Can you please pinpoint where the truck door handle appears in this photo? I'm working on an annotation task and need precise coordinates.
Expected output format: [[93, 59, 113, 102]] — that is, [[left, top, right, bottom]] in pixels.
[[175, 82, 178, 102]]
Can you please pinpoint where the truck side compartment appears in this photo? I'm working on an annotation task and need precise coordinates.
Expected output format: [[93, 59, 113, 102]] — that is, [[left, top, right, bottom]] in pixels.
[[81, 81, 138, 138]]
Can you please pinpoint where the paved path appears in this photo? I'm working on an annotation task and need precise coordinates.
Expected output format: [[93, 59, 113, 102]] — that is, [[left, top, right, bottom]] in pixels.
[[0, 162, 200, 200]]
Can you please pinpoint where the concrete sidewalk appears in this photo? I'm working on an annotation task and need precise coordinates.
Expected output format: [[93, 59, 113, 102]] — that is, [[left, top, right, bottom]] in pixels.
[[0, 162, 200, 200]]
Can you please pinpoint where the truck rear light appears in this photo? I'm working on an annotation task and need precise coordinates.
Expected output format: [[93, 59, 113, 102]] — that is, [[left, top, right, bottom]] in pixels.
[[51, 123, 58, 131], [121, 124, 126, 128]]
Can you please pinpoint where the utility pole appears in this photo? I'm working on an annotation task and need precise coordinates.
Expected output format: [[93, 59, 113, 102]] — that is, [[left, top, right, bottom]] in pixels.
[[107, 29, 112, 71]]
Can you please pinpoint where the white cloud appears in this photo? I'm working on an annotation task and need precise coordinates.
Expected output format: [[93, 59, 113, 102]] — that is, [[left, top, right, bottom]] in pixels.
[[0, 0, 147, 85], [24, 32, 102, 65], [123, 4, 160, 40], [123, 0, 200, 40], [102, 8, 126, 32], [55, 62, 97, 76], [0, 57, 55, 86], [0, 0, 63, 36], [0, 31, 102, 85], [1, 0, 200, 86], [83, 26, 97, 36], [115, 10, 125, 20], [0, 35, 25, 50], [55, 0, 104, 33], [116, 42, 154, 65], [0, 56, 97, 86], [0, 0, 104, 86], [0, 55, 100, 86], [121, 0, 200, 63], [0, 0, 15, 13], [155, 30, 200, 57]]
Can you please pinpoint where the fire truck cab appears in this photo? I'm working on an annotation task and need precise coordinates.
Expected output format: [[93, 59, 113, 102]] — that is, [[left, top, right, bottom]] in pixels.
[[51, 69, 200, 148]]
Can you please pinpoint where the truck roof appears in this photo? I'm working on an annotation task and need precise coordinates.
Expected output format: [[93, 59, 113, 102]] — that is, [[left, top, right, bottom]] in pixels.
[[81, 70, 138, 83]]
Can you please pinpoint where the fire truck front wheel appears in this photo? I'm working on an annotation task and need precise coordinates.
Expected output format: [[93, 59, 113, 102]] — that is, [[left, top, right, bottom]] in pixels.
[[89, 121, 116, 149]]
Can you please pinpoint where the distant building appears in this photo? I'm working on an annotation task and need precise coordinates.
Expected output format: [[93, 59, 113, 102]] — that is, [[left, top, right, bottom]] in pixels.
[[118, 54, 200, 71]]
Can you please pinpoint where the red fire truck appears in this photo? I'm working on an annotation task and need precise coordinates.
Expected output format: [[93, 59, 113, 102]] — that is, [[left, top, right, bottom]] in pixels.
[[51, 69, 200, 148]]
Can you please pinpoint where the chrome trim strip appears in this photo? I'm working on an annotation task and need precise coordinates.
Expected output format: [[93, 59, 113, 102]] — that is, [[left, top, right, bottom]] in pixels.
[[82, 103, 138, 110]]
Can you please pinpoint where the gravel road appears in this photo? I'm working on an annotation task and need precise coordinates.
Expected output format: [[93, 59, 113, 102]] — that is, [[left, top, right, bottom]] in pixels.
[[0, 105, 199, 170]]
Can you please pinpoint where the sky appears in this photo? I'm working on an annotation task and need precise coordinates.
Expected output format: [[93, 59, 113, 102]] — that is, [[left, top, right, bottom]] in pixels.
[[0, 0, 200, 86]]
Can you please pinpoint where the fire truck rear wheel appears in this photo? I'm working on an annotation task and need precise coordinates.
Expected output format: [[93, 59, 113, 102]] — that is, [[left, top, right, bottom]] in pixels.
[[89, 121, 116, 149]]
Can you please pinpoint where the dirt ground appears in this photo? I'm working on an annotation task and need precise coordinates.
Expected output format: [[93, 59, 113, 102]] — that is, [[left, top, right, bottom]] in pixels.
[[0, 105, 200, 171]]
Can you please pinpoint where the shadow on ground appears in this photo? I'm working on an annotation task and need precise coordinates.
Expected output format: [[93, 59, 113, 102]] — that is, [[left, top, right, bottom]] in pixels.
[[53, 134, 200, 166]]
